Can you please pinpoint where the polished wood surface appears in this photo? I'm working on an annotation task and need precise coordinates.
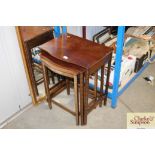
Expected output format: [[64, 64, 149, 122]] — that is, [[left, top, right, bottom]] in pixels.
[[40, 51, 85, 76], [40, 34, 113, 69], [19, 26, 53, 42]]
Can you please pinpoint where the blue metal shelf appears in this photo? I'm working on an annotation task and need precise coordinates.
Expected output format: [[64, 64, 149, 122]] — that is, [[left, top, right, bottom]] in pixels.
[[89, 26, 155, 108]]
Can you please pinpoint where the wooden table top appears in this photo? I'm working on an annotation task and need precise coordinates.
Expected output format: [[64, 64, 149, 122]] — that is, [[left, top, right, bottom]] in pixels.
[[19, 26, 53, 42], [40, 34, 113, 69]]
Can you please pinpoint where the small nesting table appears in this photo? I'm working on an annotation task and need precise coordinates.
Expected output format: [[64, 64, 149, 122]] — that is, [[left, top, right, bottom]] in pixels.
[[40, 51, 85, 125], [40, 34, 113, 125]]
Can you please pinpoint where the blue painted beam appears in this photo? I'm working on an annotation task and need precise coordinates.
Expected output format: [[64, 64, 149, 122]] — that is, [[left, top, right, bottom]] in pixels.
[[62, 26, 67, 34], [54, 26, 61, 38], [54, 26, 67, 37], [111, 26, 125, 108]]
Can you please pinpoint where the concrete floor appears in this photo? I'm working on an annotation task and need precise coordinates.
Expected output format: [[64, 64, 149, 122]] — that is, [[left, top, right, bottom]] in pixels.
[[3, 63, 155, 129]]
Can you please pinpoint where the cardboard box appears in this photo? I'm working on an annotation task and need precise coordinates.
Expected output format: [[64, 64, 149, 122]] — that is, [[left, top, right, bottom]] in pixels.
[[134, 51, 152, 72], [123, 37, 154, 72], [89, 54, 136, 89], [103, 54, 136, 88]]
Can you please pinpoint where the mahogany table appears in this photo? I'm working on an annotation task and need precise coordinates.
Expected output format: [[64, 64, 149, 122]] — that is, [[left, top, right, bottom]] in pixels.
[[40, 51, 85, 125], [40, 34, 113, 125]]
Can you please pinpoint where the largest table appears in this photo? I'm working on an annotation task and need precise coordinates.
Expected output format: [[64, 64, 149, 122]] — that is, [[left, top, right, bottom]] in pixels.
[[40, 33, 113, 125]]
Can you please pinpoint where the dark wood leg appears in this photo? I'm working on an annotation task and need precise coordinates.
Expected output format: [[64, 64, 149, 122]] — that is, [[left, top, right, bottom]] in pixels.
[[99, 65, 104, 107], [50, 70, 55, 84], [82, 26, 86, 39], [25, 45, 39, 97], [104, 55, 112, 105], [66, 78, 70, 95], [31, 65, 39, 96], [57, 74, 61, 82], [80, 73, 84, 125], [42, 64, 52, 109], [94, 71, 98, 101], [74, 75, 79, 125], [84, 71, 89, 125]]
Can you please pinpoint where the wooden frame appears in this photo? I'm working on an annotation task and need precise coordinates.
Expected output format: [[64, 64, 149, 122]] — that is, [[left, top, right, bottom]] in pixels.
[[16, 26, 54, 105], [16, 27, 37, 104]]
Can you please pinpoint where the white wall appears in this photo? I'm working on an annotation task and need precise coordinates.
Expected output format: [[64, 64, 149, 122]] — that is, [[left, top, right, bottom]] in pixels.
[[86, 26, 105, 40], [67, 26, 83, 37], [0, 26, 31, 125]]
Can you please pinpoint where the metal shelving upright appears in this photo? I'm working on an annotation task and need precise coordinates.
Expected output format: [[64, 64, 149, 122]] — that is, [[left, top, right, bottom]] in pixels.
[[110, 26, 125, 108]]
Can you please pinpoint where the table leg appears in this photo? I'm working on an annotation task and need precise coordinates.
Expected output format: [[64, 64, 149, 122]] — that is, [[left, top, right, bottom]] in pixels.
[[84, 71, 89, 125], [50, 71, 55, 84], [74, 75, 79, 125], [66, 78, 70, 95], [80, 73, 84, 125], [94, 71, 98, 101], [42, 64, 52, 109], [100, 65, 104, 107], [104, 55, 112, 105]]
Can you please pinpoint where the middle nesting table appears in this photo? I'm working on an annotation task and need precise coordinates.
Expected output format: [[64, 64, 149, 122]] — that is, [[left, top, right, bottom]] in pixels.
[[40, 34, 113, 125]]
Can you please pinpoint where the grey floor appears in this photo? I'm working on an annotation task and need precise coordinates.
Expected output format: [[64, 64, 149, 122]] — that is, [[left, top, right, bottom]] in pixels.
[[3, 63, 155, 129]]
